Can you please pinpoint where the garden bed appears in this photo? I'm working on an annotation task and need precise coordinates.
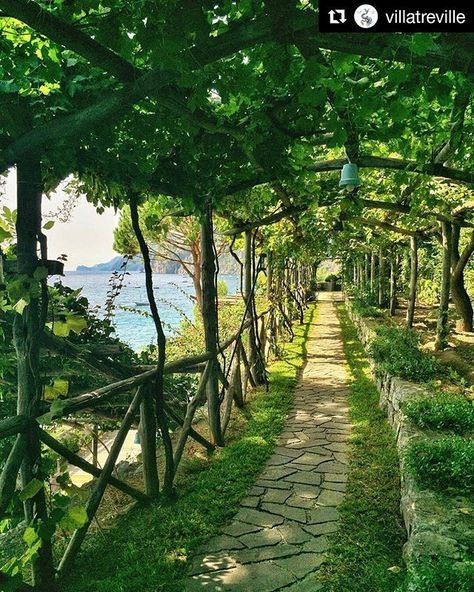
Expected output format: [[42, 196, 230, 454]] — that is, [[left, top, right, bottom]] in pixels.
[[345, 298, 474, 588]]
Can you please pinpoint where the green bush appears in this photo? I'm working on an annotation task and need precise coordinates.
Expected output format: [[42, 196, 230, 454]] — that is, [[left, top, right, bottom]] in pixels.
[[216, 279, 229, 297], [352, 298, 385, 319], [348, 287, 385, 318], [370, 326, 440, 381], [404, 436, 474, 492], [401, 558, 474, 592], [417, 278, 439, 307], [402, 392, 474, 434]]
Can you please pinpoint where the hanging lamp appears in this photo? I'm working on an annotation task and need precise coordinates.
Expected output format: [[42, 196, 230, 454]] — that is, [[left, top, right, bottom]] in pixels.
[[339, 163, 361, 192]]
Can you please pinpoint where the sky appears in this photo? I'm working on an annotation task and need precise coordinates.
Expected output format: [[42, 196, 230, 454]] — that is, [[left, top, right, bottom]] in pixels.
[[1, 169, 119, 270]]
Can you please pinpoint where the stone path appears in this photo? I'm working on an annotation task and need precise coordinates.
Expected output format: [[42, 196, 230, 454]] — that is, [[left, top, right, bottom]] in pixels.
[[187, 296, 351, 591]]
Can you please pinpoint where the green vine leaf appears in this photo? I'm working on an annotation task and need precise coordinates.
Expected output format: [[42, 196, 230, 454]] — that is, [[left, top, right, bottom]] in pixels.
[[60, 506, 88, 531], [13, 298, 29, 315], [19, 479, 43, 502]]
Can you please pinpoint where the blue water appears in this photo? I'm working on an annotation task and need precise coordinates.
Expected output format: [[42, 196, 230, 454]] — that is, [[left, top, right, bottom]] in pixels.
[[57, 272, 240, 350]]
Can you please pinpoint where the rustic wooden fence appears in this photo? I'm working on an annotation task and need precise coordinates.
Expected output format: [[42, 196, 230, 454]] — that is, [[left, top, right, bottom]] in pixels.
[[0, 305, 273, 588]]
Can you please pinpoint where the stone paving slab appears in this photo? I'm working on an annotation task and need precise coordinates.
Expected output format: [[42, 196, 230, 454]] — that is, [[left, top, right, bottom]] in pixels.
[[186, 298, 351, 591]]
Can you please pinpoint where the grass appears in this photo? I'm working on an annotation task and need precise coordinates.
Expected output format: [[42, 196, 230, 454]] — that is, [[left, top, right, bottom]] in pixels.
[[62, 304, 315, 592], [315, 303, 406, 591]]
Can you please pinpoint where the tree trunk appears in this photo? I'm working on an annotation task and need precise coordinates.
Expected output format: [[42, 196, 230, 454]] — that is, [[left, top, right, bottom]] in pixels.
[[389, 253, 398, 316], [364, 253, 370, 290], [130, 197, 173, 493], [92, 424, 98, 468], [450, 226, 474, 332], [244, 230, 265, 384], [435, 221, 453, 350], [370, 251, 376, 295], [14, 160, 55, 590], [266, 251, 277, 352], [200, 205, 224, 446], [191, 241, 203, 312], [139, 385, 160, 497], [378, 248, 385, 307], [406, 236, 418, 328]]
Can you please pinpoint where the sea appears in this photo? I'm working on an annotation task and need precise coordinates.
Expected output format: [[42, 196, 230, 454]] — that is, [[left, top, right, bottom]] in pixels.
[[56, 272, 240, 351]]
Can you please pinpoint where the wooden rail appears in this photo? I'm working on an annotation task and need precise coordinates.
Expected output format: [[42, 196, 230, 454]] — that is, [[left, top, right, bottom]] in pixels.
[[0, 305, 276, 586]]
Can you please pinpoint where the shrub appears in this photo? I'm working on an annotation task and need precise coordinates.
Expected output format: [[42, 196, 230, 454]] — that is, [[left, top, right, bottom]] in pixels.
[[352, 298, 384, 319], [325, 273, 340, 283], [402, 558, 474, 592], [349, 288, 385, 318], [417, 278, 439, 307], [370, 326, 440, 381], [216, 279, 229, 297], [402, 392, 474, 434], [404, 436, 474, 492]]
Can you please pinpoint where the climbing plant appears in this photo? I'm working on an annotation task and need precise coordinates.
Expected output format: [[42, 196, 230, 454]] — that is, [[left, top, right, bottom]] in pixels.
[[0, 1, 473, 590]]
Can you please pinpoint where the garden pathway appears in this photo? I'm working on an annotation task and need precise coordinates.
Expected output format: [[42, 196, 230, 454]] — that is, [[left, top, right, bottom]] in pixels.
[[186, 294, 351, 591]]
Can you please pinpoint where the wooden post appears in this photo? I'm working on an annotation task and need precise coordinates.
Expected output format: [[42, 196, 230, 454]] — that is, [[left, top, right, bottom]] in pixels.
[[222, 350, 243, 435], [266, 251, 277, 353], [389, 253, 398, 316], [436, 221, 453, 350], [364, 253, 370, 290], [406, 236, 418, 328], [0, 436, 26, 515], [200, 204, 224, 446], [378, 248, 385, 307], [139, 385, 159, 497], [231, 346, 244, 408], [92, 424, 98, 468], [370, 251, 376, 295], [58, 388, 143, 578], [164, 403, 215, 454], [259, 315, 268, 361], [13, 159, 55, 590], [173, 362, 211, 471], [244, 230, 265, 384], [130, 197, 174, 493], [451, 225, 474, 332]]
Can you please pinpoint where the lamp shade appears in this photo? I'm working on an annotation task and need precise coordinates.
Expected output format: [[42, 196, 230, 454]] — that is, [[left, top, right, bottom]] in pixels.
[[339, 163, 361, 190]]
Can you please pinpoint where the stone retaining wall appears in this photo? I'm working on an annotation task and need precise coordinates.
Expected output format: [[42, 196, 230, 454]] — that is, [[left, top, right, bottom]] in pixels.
[[345, 299, 474, 569]]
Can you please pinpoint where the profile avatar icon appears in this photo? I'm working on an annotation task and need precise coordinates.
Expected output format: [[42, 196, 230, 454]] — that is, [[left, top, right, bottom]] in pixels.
[[354, 4, 379, 28]]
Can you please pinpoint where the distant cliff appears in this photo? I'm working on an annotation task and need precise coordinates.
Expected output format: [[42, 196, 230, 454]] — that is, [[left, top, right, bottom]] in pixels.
[[76, 253, 240, 274], [76, 256, 143, 272]]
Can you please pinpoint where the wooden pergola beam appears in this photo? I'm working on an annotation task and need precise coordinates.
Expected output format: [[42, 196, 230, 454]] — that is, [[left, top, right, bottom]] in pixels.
[[0, 0, 137, 81], [306, 156, 474, 185], [295, 31, 474, 79], [1, 3, 473, 176]]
